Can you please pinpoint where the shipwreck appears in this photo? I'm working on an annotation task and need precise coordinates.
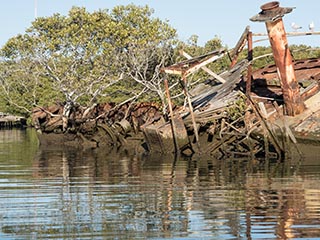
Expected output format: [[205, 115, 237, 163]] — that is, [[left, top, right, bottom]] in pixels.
[[32, 1, 320, 160], [141, 1, 320, 159]]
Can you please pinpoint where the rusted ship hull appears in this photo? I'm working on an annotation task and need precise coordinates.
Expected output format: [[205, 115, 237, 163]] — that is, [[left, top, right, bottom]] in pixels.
[[32, 102, 161, 151]]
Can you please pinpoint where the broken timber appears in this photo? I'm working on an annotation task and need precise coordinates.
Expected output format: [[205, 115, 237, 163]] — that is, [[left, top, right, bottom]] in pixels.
[[161, 49, 227, 147]]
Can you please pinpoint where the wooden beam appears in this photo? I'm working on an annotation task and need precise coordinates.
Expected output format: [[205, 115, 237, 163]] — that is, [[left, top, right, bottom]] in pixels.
[[164, 79, 179, 153], [185, 53, 225, 77], [182, 75, 200, 149], [180, 50, 226, 83], [230, 26, 250, 67], [162, 68, 182, 75]]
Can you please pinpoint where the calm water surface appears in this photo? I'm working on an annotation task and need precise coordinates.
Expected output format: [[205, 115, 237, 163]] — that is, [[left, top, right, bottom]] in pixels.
[[1, 129, 320, 239]]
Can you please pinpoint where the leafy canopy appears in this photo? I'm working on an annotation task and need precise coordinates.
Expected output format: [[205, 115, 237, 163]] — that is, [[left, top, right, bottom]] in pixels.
[[0, 5, 177, 116]]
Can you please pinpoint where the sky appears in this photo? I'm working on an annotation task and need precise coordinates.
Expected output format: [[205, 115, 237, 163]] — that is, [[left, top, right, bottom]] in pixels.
[[0, 0, 319, 49]]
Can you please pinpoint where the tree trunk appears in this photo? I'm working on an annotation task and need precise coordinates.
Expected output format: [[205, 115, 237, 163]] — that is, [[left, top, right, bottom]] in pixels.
[[62, 102, 73, 132]]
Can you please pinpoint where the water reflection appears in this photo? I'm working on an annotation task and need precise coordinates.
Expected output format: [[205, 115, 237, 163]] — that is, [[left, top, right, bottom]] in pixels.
[[1, 129, 320, 239]]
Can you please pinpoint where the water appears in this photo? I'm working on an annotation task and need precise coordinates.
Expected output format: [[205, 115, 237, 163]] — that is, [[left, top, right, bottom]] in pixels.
[[1, 129, 320, 239]]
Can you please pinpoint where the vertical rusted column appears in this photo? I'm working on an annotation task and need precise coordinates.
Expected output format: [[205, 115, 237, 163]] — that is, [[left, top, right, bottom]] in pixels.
[[265, 18, 305, 116], [250, 1, 305, 116]]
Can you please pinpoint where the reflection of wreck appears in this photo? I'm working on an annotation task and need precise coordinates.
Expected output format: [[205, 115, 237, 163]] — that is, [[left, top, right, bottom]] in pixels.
[[141, 1, 320, 159]]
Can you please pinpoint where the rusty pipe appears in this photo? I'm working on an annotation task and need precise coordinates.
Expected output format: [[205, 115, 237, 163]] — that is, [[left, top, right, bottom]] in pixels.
[[250, 1, 305, 116]]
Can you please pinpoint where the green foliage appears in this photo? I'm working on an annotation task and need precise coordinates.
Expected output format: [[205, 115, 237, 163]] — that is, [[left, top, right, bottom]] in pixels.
[[0, 4, 177, 116], [290, 44, 320, 60], [247, 44, 320, 70], [227, 95, 247, 122], [234, 45, 274, 70], [0, 57, 58, 116]]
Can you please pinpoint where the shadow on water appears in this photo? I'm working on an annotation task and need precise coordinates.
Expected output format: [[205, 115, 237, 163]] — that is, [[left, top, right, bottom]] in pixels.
[[1, 129, 320, 239]]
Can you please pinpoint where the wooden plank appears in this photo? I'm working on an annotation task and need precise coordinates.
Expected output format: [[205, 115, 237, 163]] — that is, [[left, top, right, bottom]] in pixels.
[[185, 53, 225, 76], [161, 49, 226, 76], [164, 79, 179, 152], [162, 69, 182, 75], [180, 50, 226, 83]]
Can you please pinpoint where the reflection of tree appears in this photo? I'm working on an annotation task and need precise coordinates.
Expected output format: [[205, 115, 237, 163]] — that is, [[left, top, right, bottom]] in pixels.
[[0, 129, 38, 166]]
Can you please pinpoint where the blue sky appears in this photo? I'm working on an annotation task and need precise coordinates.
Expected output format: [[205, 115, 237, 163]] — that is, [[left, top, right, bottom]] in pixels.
[[0, 0, 318, 49]]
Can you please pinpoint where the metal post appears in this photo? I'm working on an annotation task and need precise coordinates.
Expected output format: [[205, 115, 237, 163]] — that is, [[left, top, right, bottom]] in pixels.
[[250, 1, 305, 116]]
